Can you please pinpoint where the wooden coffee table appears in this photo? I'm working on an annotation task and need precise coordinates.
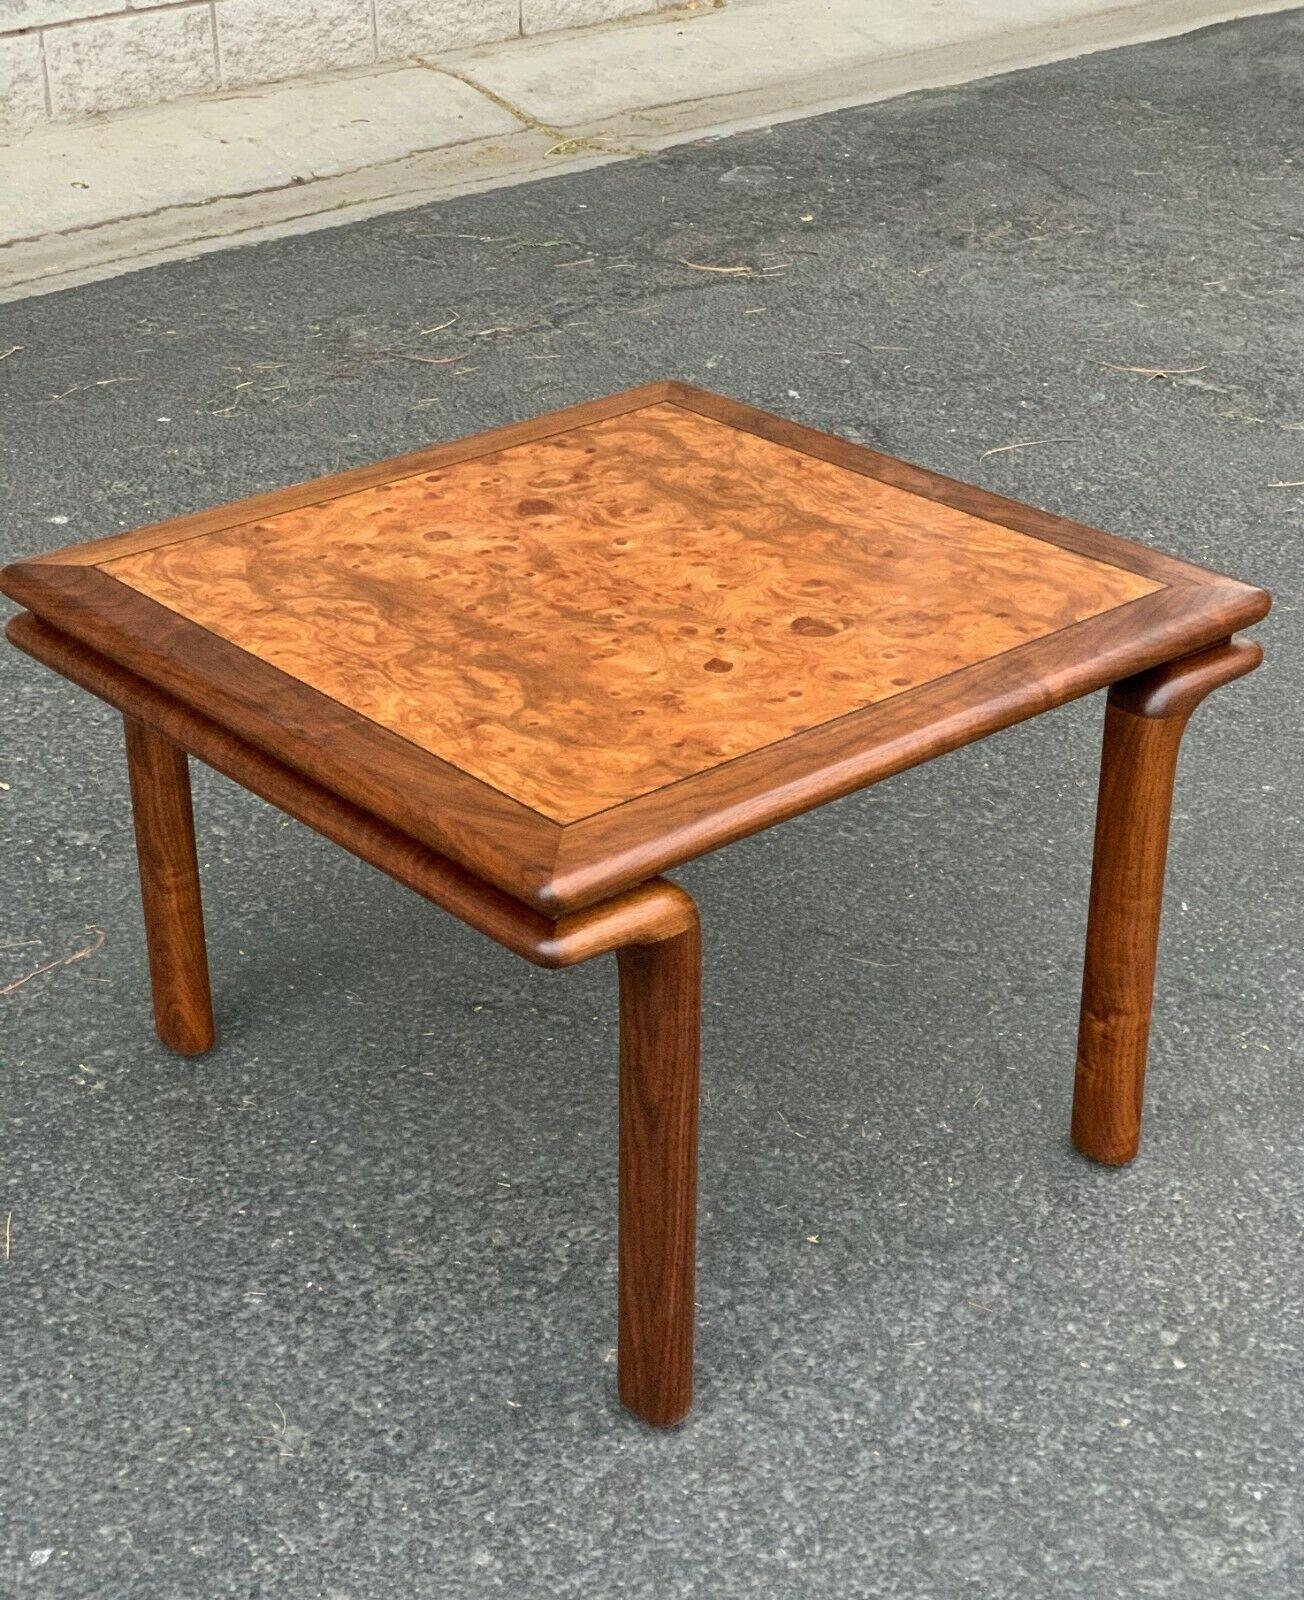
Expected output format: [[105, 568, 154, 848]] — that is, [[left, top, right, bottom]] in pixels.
[[2, 381, 1269, 1426]]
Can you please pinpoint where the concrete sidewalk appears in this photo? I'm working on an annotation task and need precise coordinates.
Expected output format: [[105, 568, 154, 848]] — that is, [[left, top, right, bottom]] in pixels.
[[1, 0, 1299, 300]]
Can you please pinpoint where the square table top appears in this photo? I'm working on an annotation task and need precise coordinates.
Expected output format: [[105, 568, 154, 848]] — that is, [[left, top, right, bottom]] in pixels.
[[2, 381, 1269, 914]]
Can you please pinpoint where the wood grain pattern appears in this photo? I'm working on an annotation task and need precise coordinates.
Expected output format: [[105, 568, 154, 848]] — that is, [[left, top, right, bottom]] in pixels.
[[547, 581, 1265, 908], [98, 402, 1158, 824], [1071, 636, 1262, 1165], [1, 382, 1270, 914], [6, 614, 692, 970], [1, 564, 564, 902], [618, 915, 701, 1427], [1, 362, 1274, 1431], [33, 384, 678, 569], [123, 715, 214, 1054], [10, 610, 704, 1427], [671, 383, 1228, 588]]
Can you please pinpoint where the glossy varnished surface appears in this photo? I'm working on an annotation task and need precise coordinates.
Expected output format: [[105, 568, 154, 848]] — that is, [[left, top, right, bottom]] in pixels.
[[2, 382, 1270, 911], [98, 402, 1158, 823], [618, 917, 701, 1426], [5, 616, 695, 970], [123, 717, 214, 1054], [1070, 637, 1263, 1165]]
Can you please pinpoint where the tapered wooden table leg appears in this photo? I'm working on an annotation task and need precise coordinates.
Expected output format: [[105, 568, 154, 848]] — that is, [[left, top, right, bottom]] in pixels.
[[1072, 637, 1261, 1165], [617, 912, 701, 1426], [124, 715, 214, 1055]]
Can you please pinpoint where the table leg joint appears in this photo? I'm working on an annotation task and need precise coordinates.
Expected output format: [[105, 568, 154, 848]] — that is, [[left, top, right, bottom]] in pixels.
[[1071, 633, 1263, 1165]]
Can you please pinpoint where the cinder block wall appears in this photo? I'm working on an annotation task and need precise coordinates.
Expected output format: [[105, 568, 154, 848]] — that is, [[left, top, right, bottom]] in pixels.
[[0, 0, 675, 131]]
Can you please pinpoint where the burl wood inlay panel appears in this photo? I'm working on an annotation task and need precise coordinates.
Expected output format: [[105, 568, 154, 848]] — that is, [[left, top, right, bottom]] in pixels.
[[102, 403, 1160, 822]]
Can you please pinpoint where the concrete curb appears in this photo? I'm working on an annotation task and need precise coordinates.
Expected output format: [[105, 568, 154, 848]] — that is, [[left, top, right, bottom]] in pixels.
[[1, 0, 1299, 301]]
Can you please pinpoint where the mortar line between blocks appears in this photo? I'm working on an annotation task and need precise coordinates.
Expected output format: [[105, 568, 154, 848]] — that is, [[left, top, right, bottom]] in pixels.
[[209, 0, 221, 85], [37, 29, 53, 118], [14, 0, 218, 34]]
